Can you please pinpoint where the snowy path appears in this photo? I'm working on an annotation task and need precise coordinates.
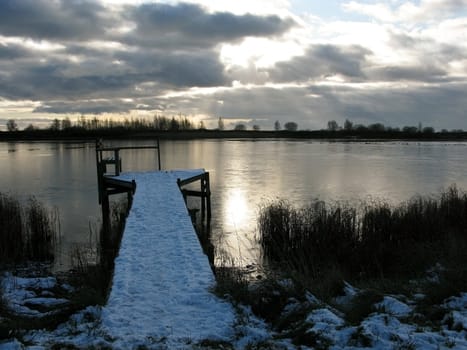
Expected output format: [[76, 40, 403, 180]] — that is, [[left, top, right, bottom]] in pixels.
[[101, 170, 235, 349]]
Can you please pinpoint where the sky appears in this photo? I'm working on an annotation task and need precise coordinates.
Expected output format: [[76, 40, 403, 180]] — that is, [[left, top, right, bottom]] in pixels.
[[0, 0, 466, 131]]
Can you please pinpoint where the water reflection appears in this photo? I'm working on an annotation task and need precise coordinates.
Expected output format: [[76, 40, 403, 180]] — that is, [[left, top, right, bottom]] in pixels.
[[224, 189, 249, 230], [2, 140, 467, 269]]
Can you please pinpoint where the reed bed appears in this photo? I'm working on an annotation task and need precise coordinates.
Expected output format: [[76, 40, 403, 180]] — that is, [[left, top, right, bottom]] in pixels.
[[259, 185, 467, 283], [69, 196, 130, 306], [0, 193, 58, 264]]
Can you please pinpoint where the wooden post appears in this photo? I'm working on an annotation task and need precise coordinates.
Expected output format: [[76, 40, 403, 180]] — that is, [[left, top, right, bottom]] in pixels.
[[201, 176, 206, 221], [157, 138, 161, 170], [114, 149, 120, 175], [198, 172, 211, 223], [96, 139, 103, 204], [205, 172, 211, 221]]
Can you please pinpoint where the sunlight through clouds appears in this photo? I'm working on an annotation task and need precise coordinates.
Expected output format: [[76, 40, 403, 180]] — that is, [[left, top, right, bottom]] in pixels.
[[0, 0, 466, 130]]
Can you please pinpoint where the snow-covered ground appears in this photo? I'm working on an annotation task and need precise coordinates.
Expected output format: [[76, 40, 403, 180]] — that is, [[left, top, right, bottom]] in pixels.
[[0, 274, 71, 318], [1, 170, 467, 349], [2, 273, 467, 349]]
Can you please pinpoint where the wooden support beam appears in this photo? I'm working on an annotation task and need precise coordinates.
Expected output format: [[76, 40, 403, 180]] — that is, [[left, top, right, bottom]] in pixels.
[[103, 177, 136, 192], [177, 173, 206, 187], [181, 190, 204, 197], [177, 172, 211, 224], [205, 172, 211, 221]]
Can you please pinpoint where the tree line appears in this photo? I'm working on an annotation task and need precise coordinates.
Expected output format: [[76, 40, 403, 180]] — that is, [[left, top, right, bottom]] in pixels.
[[325, 119, 464, 135], [3, 115, 465, 138], [5, 115, 302, 133], [5, 115, 197, 133]]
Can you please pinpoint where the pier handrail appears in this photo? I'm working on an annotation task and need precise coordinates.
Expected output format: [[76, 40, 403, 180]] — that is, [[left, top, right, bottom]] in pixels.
[[95, 139, 161, 206], [96, 139, 162, 175]]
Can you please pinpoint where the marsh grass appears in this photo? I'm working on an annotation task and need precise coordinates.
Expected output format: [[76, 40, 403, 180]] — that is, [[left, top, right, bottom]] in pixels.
[[0, 196, 130, 336], [258, 185, 467, 299], [211, 186, 467, 348], [68, 196, 130, 308], [0, 193, 58, 264]]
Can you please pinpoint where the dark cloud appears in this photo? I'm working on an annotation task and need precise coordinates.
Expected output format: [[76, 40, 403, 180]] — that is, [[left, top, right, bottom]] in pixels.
[[34, 100, 134, 114], [389, 32, 466, 60], [0, 1, 293, 108], [387, 31, 467, 78], [114, 49, 228, 87], [0, 0, 465, 131], [256, 35, 463, 86], [0, 0, 109, 40], [33, 95, 172, 114], [125, 2, 295, 48], [303, 82, 467, 130], [157, 80, 467, 131], [367, 65, 449, 82], [267, 45, 371, 83], [0, 61, 135, 100], [0, 43, 36, 59], [0, 46, 228, 102]]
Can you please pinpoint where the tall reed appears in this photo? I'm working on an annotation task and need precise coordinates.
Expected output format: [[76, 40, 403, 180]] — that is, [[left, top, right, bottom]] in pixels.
[[259, 185, 467, 282], [0, 193, 58, 264]]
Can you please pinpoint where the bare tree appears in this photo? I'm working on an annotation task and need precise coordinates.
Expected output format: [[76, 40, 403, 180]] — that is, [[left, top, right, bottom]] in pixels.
[[284, 122, 298, 131], [61, 117, 72, 130], [274, 120, 281, 131], [422, 126, 435, 134], [234, 123, 246, 131], [327, 120, 339, 131], [49, 118, 61, 131], [6, 119, 18, 132], [218, 117, 224, 130], [344, 119, 353, 131]]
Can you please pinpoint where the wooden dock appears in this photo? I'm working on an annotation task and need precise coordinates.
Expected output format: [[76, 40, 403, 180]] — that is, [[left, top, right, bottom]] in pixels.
[[95, 140, 211, 229], [95, 141, 233, 346]]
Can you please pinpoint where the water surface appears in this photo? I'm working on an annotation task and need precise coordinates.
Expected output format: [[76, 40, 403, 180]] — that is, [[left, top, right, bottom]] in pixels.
[[2, 139, 466, 267]]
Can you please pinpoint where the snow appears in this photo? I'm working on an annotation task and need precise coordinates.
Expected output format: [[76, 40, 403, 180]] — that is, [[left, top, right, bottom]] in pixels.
[[1, 274, 69, 317], [2, 170, 467, 349], [2, 276, 467, 349], [334, 281, 359, 306], [101, 170, 236, 348], [375, 296, 412, 317]]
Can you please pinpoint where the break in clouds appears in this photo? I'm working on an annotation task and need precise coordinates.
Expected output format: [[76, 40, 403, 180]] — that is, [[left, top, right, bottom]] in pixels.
[[0, 0, 467, 130]]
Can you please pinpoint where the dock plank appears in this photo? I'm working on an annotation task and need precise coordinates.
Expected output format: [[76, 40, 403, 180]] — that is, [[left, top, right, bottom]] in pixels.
[[101, 170, 235, 348]]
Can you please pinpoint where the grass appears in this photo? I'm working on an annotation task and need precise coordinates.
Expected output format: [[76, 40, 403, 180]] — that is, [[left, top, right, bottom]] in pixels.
[[212, 186, 467, 348], [0, 193, 58, 265], [258, 185, 467, 294], [68, 196, 130, 307], [0, 196, 130, 337]]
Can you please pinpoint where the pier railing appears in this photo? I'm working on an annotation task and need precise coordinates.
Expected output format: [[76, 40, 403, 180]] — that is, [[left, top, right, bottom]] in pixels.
[[96, 139, 161, 177], [177, 172, 211, 222], [95, 139, 211, 229], [96, 140, 161, 231]]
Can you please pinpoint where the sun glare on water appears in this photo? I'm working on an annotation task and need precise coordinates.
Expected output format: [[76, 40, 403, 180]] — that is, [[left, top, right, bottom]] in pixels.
[[224, 189, 249, 229]]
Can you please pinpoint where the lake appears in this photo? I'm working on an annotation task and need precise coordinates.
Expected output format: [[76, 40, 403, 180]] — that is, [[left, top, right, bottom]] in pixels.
[[2, 139, 467, 269]]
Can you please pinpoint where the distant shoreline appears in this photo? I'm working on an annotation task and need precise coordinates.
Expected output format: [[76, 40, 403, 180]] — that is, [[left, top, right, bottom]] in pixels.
[[1, 129, 467, 142]]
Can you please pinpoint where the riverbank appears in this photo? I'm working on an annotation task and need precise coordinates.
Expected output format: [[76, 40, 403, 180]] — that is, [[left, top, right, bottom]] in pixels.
[[2, 186, 467, 348], [2, 128, 467, 141], [2, 269, 467, 349]]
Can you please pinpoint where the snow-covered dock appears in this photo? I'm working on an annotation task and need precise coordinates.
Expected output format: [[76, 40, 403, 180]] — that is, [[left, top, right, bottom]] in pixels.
[[101, 170, 235, 348]]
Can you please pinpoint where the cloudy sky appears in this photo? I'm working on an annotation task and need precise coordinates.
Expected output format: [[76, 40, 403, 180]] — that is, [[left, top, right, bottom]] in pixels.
[[0, 0, 466, 131]]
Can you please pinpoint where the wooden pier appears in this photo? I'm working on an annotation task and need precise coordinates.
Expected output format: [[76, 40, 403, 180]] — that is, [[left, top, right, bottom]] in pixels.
[[95, 140, 233, 345], [95, 139, 211, 229]]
